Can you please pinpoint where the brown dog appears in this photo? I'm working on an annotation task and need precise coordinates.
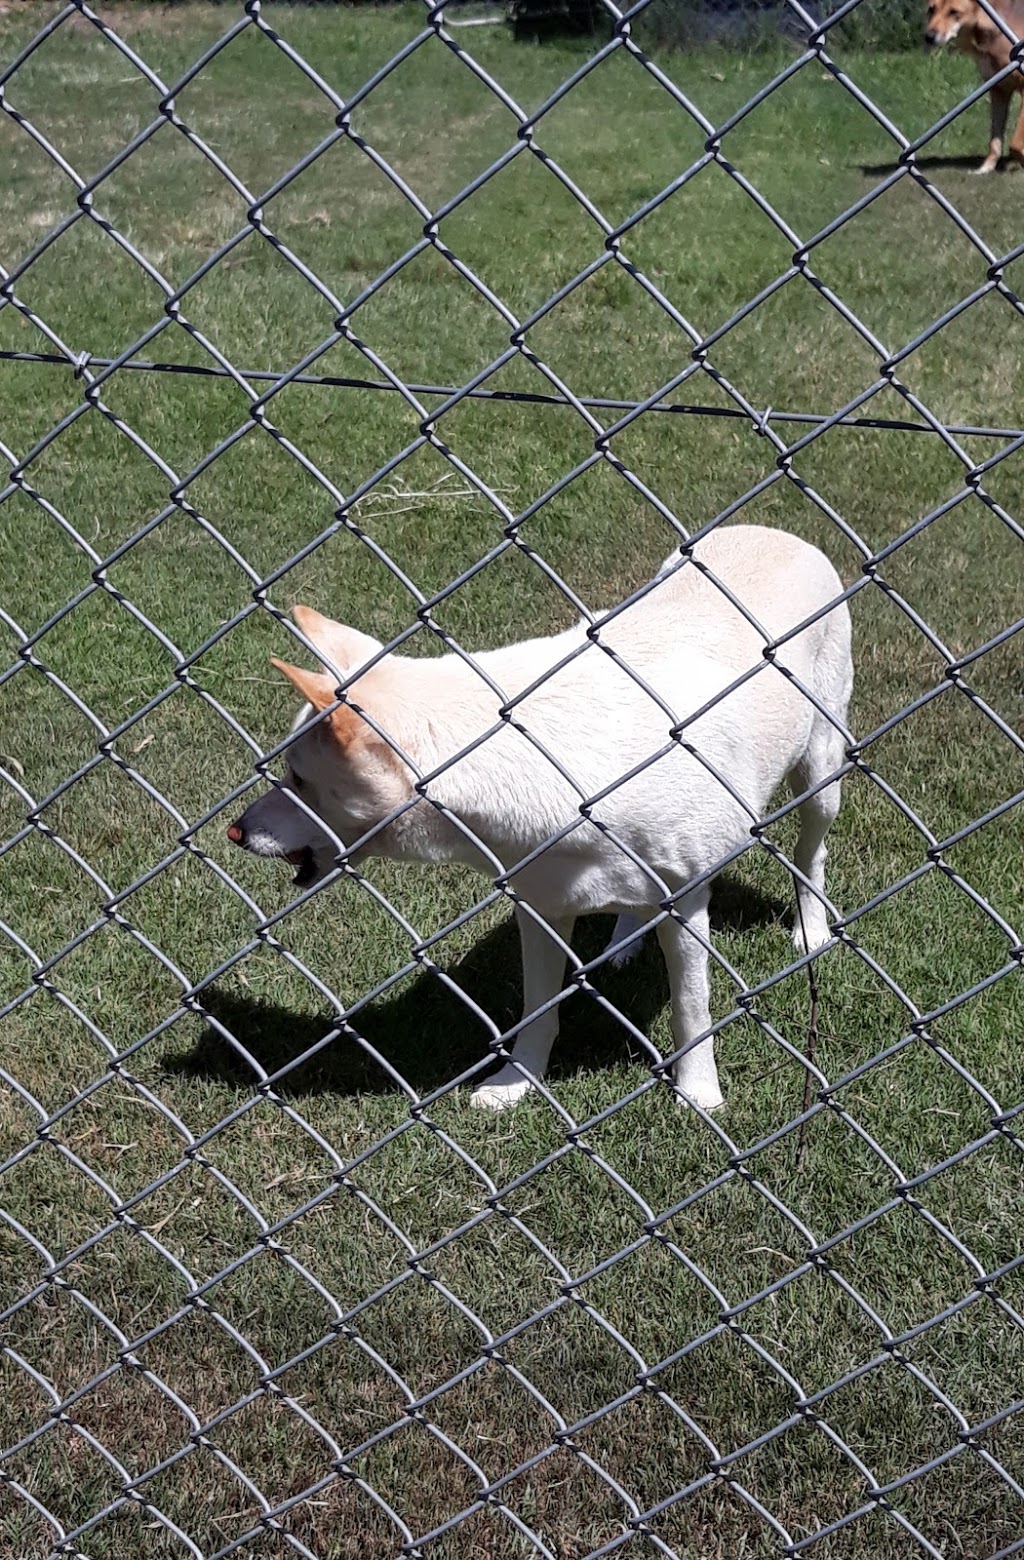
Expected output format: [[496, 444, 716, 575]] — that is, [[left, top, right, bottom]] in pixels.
[[925, 0, 1024, 171]]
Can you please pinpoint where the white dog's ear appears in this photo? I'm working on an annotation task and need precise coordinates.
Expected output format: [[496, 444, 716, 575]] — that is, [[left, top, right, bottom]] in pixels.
[[291, 606, 382, 680], [269, 655, 380, 753], [269, 658, 337, 711]]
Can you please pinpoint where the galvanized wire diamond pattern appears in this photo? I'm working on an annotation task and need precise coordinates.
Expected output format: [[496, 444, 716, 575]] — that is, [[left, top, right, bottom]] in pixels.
[[1, 1, 1023, 1557]]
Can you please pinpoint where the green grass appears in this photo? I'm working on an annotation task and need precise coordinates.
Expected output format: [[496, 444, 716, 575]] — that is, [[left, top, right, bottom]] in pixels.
[[1, 5, 1024, 1557]]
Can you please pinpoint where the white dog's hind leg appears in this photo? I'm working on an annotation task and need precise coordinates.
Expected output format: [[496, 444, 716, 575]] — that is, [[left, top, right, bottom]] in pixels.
[[790, 782, 839, 954], [656, 891, 724, 1112], [604, 912, 648, 967], [471, 909, 576, 1110], [788, 717, 846, 954]]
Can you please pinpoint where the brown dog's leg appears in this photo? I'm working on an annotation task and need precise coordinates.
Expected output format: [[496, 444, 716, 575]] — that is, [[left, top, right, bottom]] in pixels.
[[1007, 90, 1024, 169], [977, 83, 1011, 173]]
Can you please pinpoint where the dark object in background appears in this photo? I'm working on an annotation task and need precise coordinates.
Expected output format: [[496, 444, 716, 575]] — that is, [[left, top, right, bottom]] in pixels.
[[506, 0, 925, 50], [508, 0, 602, 37], [507, 0, 791, 47]]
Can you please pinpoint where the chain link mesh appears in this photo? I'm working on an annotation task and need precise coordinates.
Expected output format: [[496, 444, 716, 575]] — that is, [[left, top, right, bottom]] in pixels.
[[1, 1, 1023, 1556]]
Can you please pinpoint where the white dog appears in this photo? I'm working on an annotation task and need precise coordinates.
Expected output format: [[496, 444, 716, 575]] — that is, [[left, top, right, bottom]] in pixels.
[[228, 525, 852, 1112]]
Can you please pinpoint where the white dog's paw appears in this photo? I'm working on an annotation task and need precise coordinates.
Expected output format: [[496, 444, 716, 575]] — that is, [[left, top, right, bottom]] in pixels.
[[792, 917, 832, 955], [470, 1066, 537, 1111], [673, 1082, 725, 1113], [971, 163, 997, 176]]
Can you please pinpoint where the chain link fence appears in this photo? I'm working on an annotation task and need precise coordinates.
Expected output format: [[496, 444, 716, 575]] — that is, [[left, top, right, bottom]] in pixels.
[[1, 0, 1023, 1556]]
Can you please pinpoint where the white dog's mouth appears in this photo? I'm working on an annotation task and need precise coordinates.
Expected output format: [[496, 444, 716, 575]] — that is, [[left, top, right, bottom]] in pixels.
[[289, 847, 320, 889], [228, 821, 331, 889]]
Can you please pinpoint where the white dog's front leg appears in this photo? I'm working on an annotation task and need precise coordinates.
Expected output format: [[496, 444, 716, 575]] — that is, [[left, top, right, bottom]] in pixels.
[[656, 892, 724, 1112], [471, 908, 575, 1111]]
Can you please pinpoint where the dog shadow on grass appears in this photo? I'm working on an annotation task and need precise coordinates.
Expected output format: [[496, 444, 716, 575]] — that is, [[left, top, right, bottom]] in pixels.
[[172, 876, 786, 1100], [858, 154, 997, 175]]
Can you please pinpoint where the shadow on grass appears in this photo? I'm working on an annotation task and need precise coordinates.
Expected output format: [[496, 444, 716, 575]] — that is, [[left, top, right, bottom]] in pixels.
[[171, 876, 787, 1099], [858, 154, 996, 175]]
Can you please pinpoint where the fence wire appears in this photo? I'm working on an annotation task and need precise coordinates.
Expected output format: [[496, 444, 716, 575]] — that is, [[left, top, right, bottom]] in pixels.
[[0, 1, 1023, 1557]]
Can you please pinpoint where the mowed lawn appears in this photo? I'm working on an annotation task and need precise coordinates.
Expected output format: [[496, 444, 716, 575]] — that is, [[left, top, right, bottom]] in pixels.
[[1, 4, 1023, 1557]]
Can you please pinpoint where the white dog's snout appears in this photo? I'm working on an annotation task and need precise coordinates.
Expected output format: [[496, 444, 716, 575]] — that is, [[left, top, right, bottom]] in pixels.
[[228, 785, 335, 891], [238, 827, 288, 858]]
